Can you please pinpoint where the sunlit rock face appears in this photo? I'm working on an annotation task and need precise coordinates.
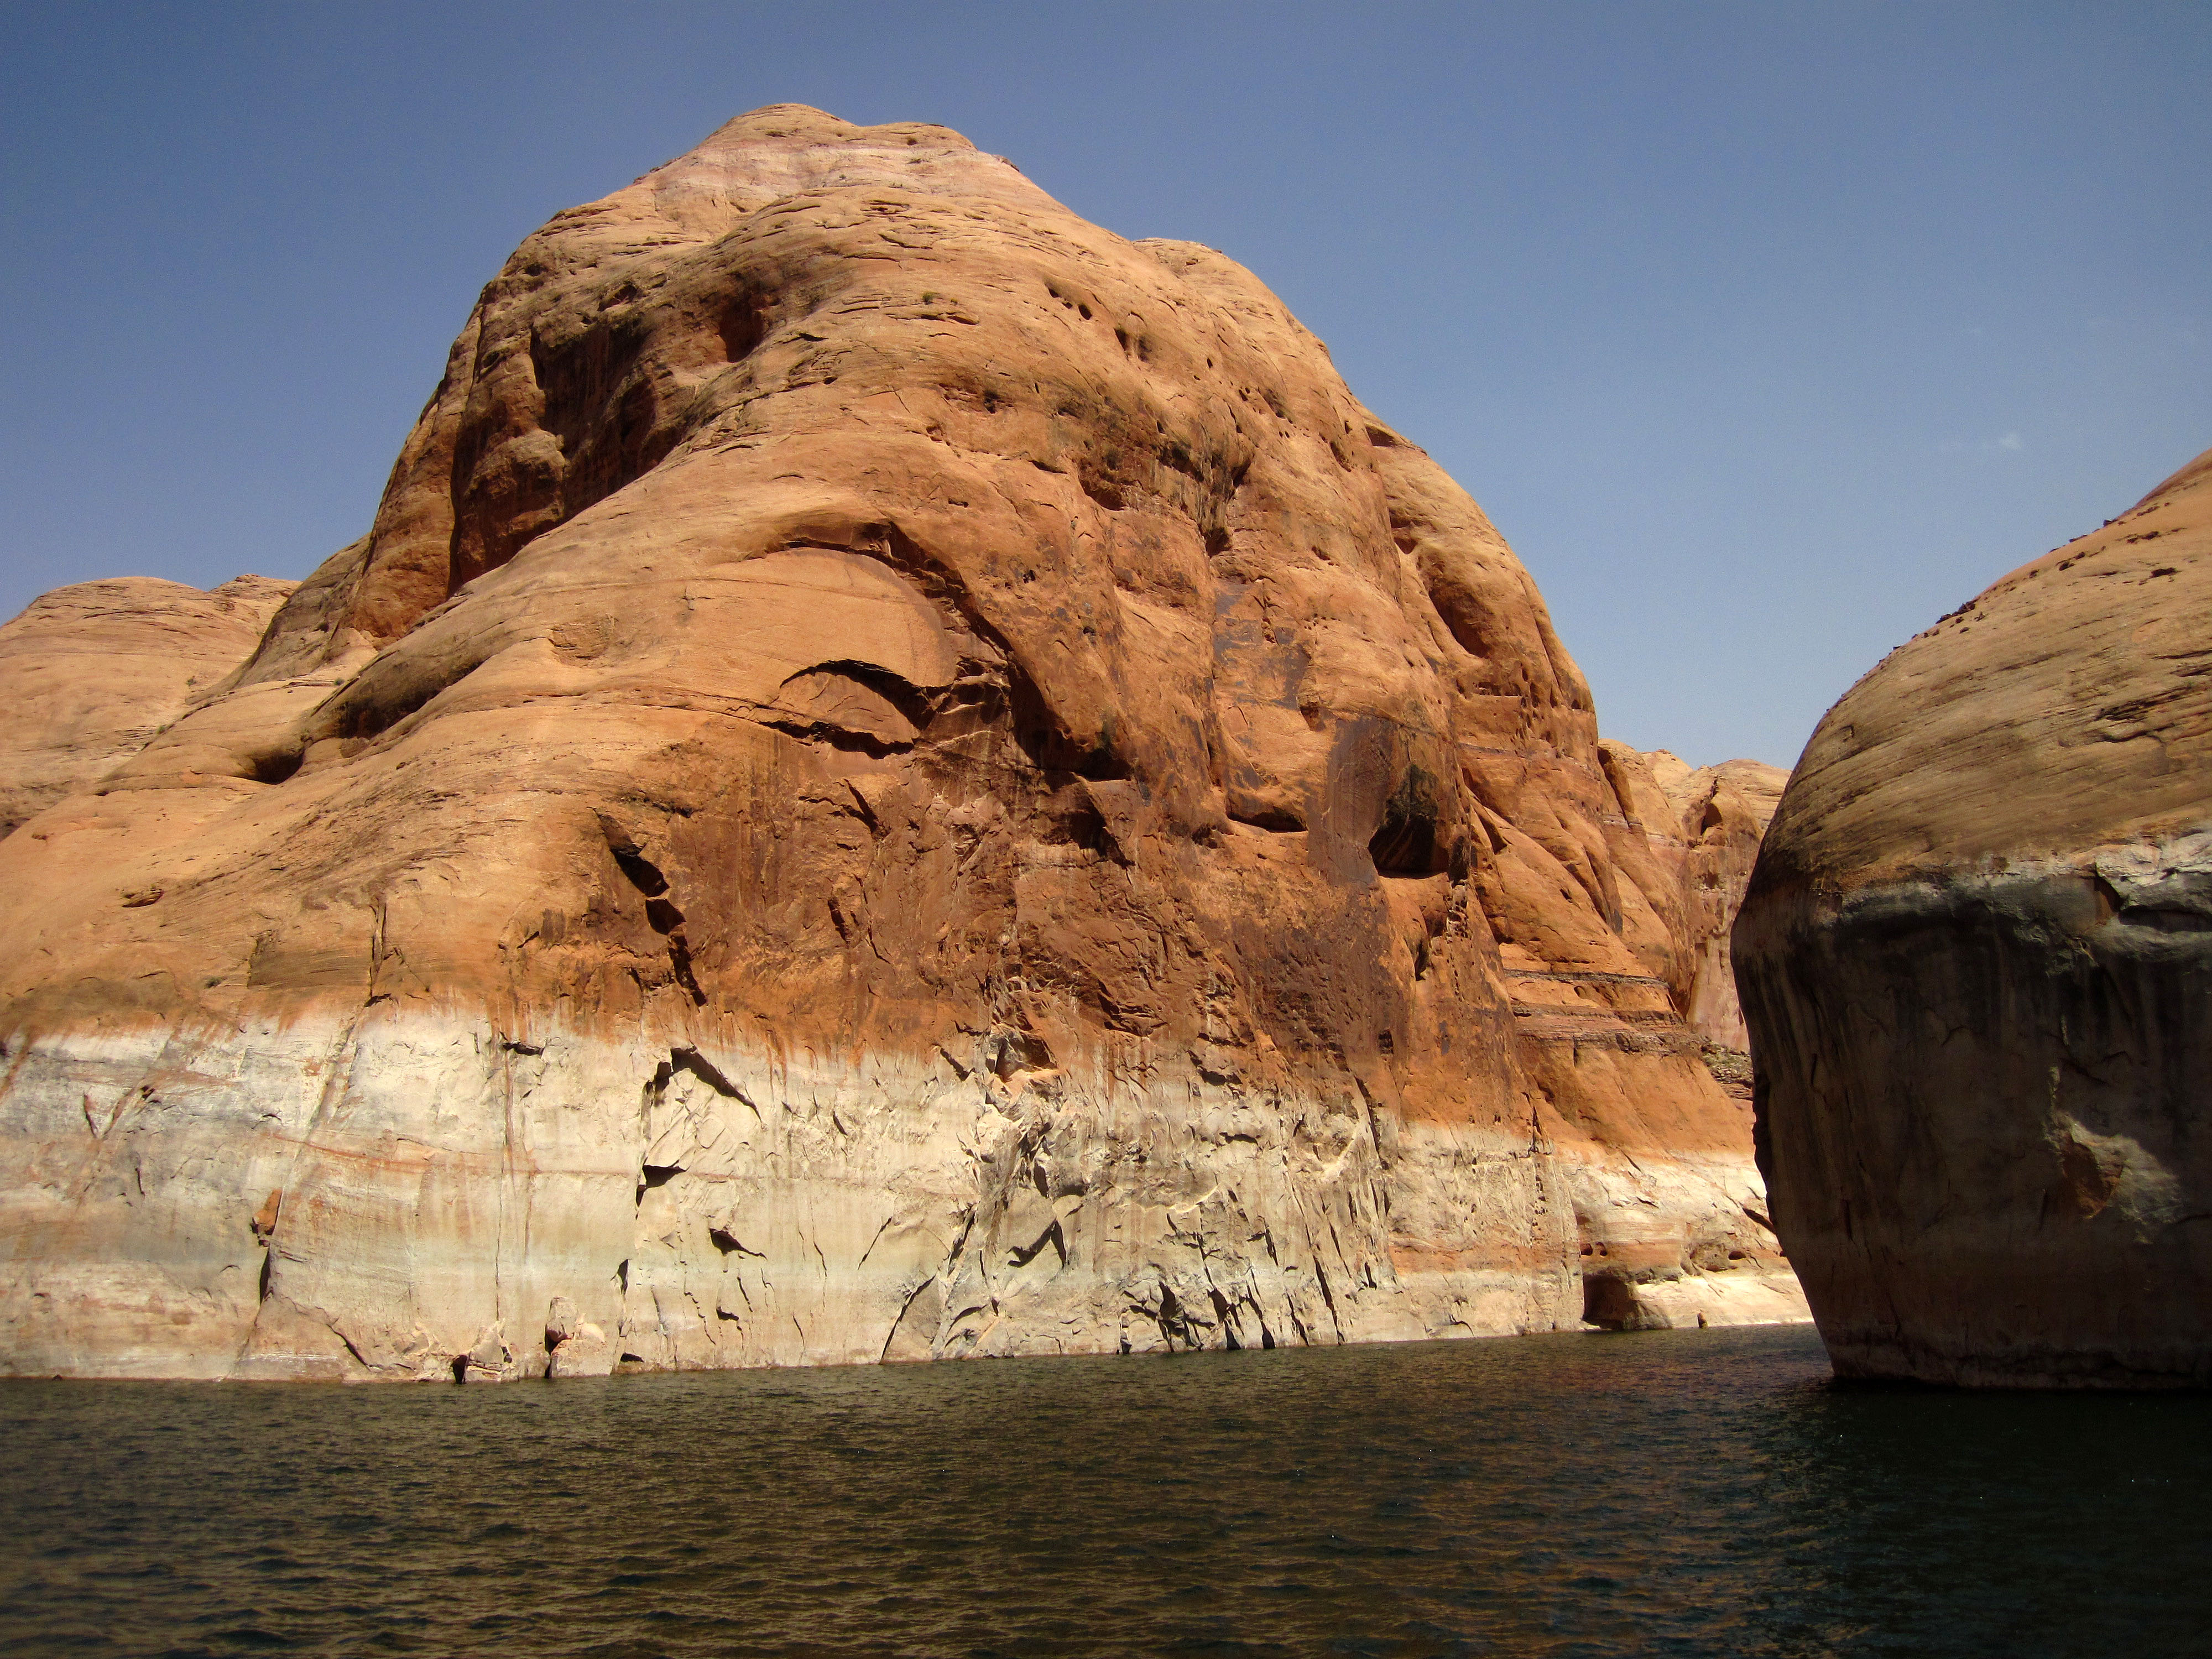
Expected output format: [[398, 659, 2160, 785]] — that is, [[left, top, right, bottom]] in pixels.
[[1737, 445, 2212, 1389], [0, 575, 295, 837], [1601, 744, 1786, 1057], [0, 107, 1799, 1382]]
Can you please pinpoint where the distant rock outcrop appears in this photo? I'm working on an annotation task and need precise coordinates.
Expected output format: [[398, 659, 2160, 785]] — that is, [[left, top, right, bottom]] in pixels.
[[0, 107, 1801, 1381], [1736, 445, 2212, 1387], [1602, 745, 1786, 1059], [0, 576, 294, 837]]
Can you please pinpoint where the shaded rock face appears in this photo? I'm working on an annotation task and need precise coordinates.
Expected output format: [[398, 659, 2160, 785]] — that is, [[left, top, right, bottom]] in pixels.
[[1602, 746, 1786, 1058], [0, 576, 296, 837], [1736, 446, 2212, 1388], [0, 107, 1799, 1381]]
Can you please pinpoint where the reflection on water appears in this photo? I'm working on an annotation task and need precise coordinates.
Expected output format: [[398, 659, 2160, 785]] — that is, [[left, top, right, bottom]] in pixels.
[[2, 1326, 2205, 1656]]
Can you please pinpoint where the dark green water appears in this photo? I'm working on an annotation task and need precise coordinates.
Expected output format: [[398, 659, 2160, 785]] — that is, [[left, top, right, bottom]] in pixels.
[[2, 1324, 2205, 1657]]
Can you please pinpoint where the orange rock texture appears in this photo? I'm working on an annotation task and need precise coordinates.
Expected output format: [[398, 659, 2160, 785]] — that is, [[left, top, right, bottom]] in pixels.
[[0, 107, 1801, 1381], [1738, 445, 2212, 1386], [1603, 746, 1787, 1056], [0, 576, 295, 837]]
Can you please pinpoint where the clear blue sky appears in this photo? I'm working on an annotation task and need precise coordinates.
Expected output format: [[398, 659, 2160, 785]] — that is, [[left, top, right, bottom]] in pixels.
[[2, 2, 2205, 768]]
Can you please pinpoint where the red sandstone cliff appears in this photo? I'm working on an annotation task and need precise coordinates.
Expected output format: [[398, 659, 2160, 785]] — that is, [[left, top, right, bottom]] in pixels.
[[0, 575, 295, 837], [0, 107, 1801, 1381]]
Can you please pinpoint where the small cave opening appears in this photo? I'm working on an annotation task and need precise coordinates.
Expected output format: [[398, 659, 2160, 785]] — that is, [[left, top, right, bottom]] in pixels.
[[249, 748, 304, 786], [1581, 1271, 1640, 1331], [988, 1027, 1054, 1081], [1369, 766, 1443, 877], [717, 291, 772, 363], [1422, 562, 1503, 661], [768, 660, 936, 755], [1227, 802, 1306, 833], [1039, 787, 1124, 863], [1079, 473, 1126, 512], [1008, 668, 1130, 781]]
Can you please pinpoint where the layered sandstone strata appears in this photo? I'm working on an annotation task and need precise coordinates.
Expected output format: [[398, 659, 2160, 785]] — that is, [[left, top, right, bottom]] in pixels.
[[1736, 446, 2212, 1387], [0, 107, 1801, 1381]]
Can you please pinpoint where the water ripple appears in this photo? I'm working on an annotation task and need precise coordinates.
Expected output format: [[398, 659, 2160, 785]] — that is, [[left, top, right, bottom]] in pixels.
[[3, 1327, 2208, 1654]]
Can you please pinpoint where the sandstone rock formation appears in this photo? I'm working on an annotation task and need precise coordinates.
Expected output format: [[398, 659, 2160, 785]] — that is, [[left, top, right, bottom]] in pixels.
[[0, 576, 295, 837], [1736, 446, 2212, 1387], [0, 107, 1801, 1381], [1603, 745, 1788, 1059]]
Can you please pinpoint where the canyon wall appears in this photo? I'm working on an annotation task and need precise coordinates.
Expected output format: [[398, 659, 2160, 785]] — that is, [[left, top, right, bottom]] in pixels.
[[1736, 446, 2212, 1387], [0, 107, 1801, 1382], [1601, 745, 1786, 1060]]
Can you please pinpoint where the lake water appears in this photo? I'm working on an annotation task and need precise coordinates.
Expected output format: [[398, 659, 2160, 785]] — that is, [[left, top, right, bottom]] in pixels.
[[2, 1324, 2205, 1656]]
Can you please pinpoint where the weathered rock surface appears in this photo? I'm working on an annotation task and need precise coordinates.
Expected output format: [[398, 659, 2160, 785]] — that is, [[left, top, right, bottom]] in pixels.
[[0, 106, 1801, 1381], [1604, 745, 1787, 1057], [1736, 446, 2212, 1387], [0, 576, 295, 837]]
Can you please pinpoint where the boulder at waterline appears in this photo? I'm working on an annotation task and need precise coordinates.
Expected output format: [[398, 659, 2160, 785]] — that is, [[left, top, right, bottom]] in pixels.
[[1735, 445, 2212, 1387]]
